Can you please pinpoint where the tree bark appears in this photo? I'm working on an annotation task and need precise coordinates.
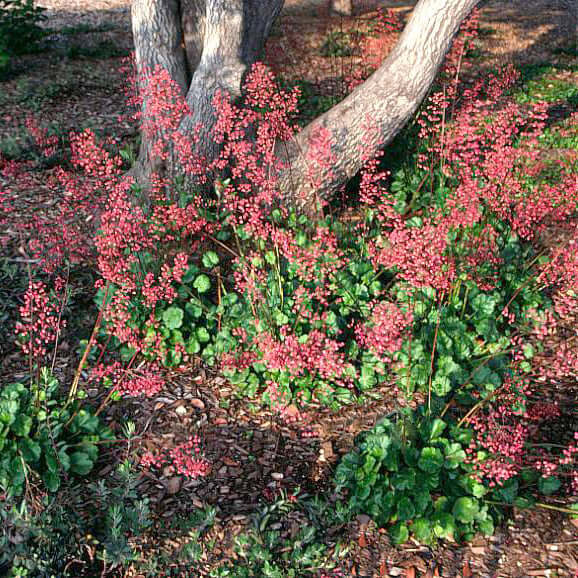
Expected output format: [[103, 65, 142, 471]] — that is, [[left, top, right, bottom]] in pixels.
[[179, 0, 284, 160], [279, 0, 480, 208], [131, 0, 479, 207], [132, 0, 190, 177], [132, 0, 283, 180]]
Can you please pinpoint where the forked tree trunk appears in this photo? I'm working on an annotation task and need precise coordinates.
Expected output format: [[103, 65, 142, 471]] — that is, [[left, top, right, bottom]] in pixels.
[[131, 0, 479, 207]]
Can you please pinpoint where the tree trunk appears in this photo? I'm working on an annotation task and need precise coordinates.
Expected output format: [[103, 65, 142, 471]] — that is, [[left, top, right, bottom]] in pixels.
[[280, 0, 480, 208], [131, 0, 479, 206], [132, 0, 191, 177], [132, 0, 283, 181]]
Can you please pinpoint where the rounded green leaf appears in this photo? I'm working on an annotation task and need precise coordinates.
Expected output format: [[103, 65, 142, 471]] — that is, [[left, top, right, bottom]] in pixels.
[[477, 517, 494, 536], [418, 447, 444, 473], [397, 496, 416, 521], [432, 512, 456, 540], [162, 306, 184, 330], [412, 518, 432, 543], [494, 477, 518, 504], [538, 475, 561, 496], [428, 418, 447, 441], [452, 496, 479, 523], [11, 414, 32, 437], [20, 438, 41, 463], [202, 251, 219, 268], [193, 274, 211, 294], [390, 522, 409, 545], [186, 301, 203, 319], [391, 469, 416, 491], [186, 337, 201, 354], [196, 327, 211, 343], [44, 470, 60, 492], [513, 495, 536, 509], [444, 443, 466, 469], [432, 375, 451, 396], [70, 452, 94, 476]]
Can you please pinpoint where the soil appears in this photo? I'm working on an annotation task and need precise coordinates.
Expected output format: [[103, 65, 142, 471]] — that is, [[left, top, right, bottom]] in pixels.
[[1, 0, 577, 576]]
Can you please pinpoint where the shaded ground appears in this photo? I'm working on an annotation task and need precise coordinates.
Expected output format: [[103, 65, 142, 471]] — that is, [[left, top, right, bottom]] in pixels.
[[1, 0, 577, 576]]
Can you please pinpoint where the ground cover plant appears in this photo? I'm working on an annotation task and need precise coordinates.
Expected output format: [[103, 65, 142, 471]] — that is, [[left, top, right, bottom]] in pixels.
[[0, 0, 577, 575], [0, 0, 46, 76]]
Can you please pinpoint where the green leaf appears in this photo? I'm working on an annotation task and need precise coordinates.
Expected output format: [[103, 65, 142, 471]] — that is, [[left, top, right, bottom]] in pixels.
[[58, 449, 71, 472], [11, 414, 32, 436], [513, 495, 536, 509], [202, 251, 219, 268], [390, 522, 409, 545], [538, 475, 561, 496], [273, 310, 289, 326], [432, 375, 452, 396], [418, 447, 444, 473], [70, 452, 94, 476], [186, 337, 201, 354], [432, 513, 456, 540], [391, 469, 416, 491], [196, 327, 211, 343], [186, 301, 203, 319], [414, 489, 432, 515], [74, 409, 100, 434], [10, 456, 25, 488], [193, 274, 211, 294], [522, 343, 534, 360], [494, 478, 518, 504], [264, 251, 277, 265], [444, 443, 466, 469], [428, 418, 447, 441], [397, 496, 416, 521], [45, 448, 59, 473], [20, 438, 41, 463], [472, 365, 492, 385], [162, 306, 184, 330], [412, 518, 432, 543], [452, 497, 479, 523], [477, 517, 494, 536], [460, 475, 487, 498], [359, 367, 377, 391], [0, 399, 19, 425], [44, 470, 60, 492]]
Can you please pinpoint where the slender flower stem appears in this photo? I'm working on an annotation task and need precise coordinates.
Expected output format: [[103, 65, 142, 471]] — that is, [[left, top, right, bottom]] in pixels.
[[67, 282, 109, 405]]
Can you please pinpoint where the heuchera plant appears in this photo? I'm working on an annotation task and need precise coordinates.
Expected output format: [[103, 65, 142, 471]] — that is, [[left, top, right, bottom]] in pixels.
[[1, 7, 575, 549]]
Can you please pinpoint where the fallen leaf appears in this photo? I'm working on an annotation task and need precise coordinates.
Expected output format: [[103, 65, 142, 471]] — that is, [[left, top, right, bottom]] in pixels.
[[356, 514, 371, 526], [165, 476, 182, 495], [222, 457, 239, 467], [358, 533, 368, 548], [190, 398, 205, 410]]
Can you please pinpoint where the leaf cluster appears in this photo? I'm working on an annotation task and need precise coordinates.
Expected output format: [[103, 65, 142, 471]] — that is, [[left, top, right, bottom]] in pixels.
[[334, 411, 495, 545], [0, 368, 112, 496]]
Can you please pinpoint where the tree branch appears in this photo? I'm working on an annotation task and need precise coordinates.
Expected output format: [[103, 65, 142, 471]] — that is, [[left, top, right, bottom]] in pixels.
[[279, 0, 480, 208]]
